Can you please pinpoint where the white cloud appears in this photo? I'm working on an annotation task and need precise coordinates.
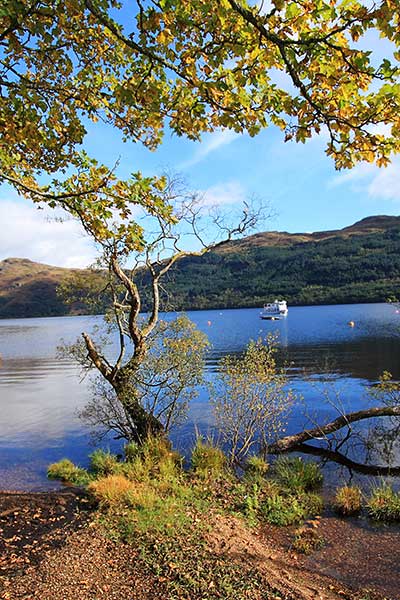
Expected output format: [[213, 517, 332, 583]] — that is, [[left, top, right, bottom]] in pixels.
[[200, 181, 246, 207], [329, 158, 400, 202], [180, 130, 240, 169], [368, 161, 400, 200], [329, 163, 376, 188], [0, 198, 97, 268]]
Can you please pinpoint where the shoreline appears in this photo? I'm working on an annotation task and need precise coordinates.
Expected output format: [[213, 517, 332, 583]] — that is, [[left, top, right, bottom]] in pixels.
[[0, 299, 396, 321], [1, 489, 399, 600]]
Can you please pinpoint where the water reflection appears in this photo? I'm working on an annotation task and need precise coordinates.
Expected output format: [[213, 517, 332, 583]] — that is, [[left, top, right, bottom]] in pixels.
[[0, 304, 399, 489]]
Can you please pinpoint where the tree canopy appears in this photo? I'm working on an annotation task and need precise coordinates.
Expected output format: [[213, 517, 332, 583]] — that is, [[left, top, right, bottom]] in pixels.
[[1, 0, 400, 198]]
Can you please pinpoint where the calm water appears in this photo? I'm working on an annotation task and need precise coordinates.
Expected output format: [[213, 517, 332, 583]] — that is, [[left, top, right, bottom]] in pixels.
[[1, 303, 399, 490]]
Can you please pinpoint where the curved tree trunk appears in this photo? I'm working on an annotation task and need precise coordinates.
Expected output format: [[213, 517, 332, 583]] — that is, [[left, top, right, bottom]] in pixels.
[[269, 405, 400, 454]]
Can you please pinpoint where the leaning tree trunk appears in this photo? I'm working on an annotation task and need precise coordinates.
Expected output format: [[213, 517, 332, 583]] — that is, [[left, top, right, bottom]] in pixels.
[[113, 373, 164, 444], [267, 404, 400, 475], [268, 405, 400, 454]]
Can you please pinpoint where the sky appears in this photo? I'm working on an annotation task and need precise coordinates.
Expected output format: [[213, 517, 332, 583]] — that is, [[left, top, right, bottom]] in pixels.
[[1, 21, 399, 268]]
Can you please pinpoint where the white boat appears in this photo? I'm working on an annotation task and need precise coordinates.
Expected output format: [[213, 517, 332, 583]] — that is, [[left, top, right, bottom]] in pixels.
[[260, 299, 288, 320]]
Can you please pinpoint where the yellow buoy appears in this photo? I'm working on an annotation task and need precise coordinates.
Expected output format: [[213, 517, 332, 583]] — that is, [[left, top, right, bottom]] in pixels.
[[348, 321, 355, 327]]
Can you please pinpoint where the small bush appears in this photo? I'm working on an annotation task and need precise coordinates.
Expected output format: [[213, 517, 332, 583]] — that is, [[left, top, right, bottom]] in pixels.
[[124, 441, 140, 462], [123, 437, 182, 484], [191, 438, 228, 480], [297, 492, 324, 517], [244, 455, 269, 482], [260, 494, 305, 526], [88, 474, 135, 507], [334, 486, 362, 516], [47, 459, 89, 486], [366, 483, 400, 522], [293, 525, 324, 554], [274, 457, 323, 492], [89, 449, 121, 476]]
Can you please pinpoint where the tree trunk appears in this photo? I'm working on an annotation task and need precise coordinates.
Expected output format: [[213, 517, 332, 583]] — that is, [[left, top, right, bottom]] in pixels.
[[113, 374, 164, 443], [268, 405, 400, 454]]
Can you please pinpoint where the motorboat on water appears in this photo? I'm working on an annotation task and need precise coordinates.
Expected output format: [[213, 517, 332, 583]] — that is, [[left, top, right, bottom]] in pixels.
[[260, 299, 288, 320]]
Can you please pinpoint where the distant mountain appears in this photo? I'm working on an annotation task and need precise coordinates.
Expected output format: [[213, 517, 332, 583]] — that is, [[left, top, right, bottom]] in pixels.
[[0, 258, 98, 319], [217, 215, 400, 252], [1, 215, 400, 318]]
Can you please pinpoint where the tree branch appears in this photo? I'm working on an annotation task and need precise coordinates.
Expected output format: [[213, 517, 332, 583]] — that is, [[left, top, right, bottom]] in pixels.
[[269, 405, 400, 453]]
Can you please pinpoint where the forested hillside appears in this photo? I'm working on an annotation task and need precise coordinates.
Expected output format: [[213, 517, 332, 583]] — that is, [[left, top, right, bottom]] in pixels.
[[156, 217, 400, 310], [1, 216, 400, 318]]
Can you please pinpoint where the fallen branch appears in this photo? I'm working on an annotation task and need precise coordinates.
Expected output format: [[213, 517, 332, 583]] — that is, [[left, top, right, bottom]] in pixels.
[[269, 405, 400, 454]]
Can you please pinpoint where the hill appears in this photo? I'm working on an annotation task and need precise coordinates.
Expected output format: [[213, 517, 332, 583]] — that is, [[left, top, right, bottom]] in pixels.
[[1, 215, 400, 318], [0, 258, 100, 319], [159, 215, 400, 310]]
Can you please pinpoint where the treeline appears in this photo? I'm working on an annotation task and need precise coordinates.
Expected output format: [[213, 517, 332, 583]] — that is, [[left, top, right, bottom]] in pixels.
[[1, 227, 400, 319]]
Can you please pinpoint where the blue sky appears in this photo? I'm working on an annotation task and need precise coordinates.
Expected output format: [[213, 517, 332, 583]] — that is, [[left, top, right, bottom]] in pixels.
[[1, 120, 399, 268], [0, 16, 399, 268]]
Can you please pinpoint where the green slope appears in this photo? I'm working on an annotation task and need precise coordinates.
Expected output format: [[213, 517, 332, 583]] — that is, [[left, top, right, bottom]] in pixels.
[[1, 216, 400, 318], [156, 216, 400, 310]]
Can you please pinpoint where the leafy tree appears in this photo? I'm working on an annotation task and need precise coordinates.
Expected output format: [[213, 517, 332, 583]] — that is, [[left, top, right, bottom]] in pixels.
[[73, 315, 209, 442], [60, 175, 260, 442], [1, 0, 400, 207], [211, 336, 294, 464]]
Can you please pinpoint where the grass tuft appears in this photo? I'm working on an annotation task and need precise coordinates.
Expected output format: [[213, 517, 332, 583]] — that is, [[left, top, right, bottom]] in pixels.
[[190, 438, 228, 480], [244, 455, 269, 483], [47, 458, 90, 486], [274, 457, 323, 492], [260, 493, 306, 526], [334, 486, 362, 516], [89, 449, 121, 476], [366, 482, 400, 522]]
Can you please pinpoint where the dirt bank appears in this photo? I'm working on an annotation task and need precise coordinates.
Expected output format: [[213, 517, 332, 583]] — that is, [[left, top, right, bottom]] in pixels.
[[0, 492, 398, 600]]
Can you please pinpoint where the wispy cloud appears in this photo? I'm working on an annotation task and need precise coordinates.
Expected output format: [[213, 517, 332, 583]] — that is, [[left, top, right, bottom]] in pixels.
[[329, 158, 400, 202], [0, 198, 97, 268], [200, 181, 246, 207], [180, 130, 240, 169], [368, 161, 400, 200]]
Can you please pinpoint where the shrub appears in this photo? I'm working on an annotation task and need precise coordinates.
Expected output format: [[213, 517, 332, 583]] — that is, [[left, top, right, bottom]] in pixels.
[[366, 483, 400, 522], [244, 455, 269, 482], [260, 494, 305, 526], [123, 437, 182, 484], [293, 525, 324, 554], [274, 457, 323, 492], [191, 438, 228, 480], [88, 474, 135, 507], [47, 459, 89, 486], [89, 449, 121, 476], [334, 486, 362, 516]]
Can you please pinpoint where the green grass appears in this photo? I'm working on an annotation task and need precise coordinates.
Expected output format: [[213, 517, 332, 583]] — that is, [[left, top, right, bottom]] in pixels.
[[244, 455, 269, 484], [47, 458, 90, 486], [260, 493, 306, 526], [366, 483, 400, 522], [273, 457, 323, 492], [190, 438, 228, 480], [89, 449, 122, 476]]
